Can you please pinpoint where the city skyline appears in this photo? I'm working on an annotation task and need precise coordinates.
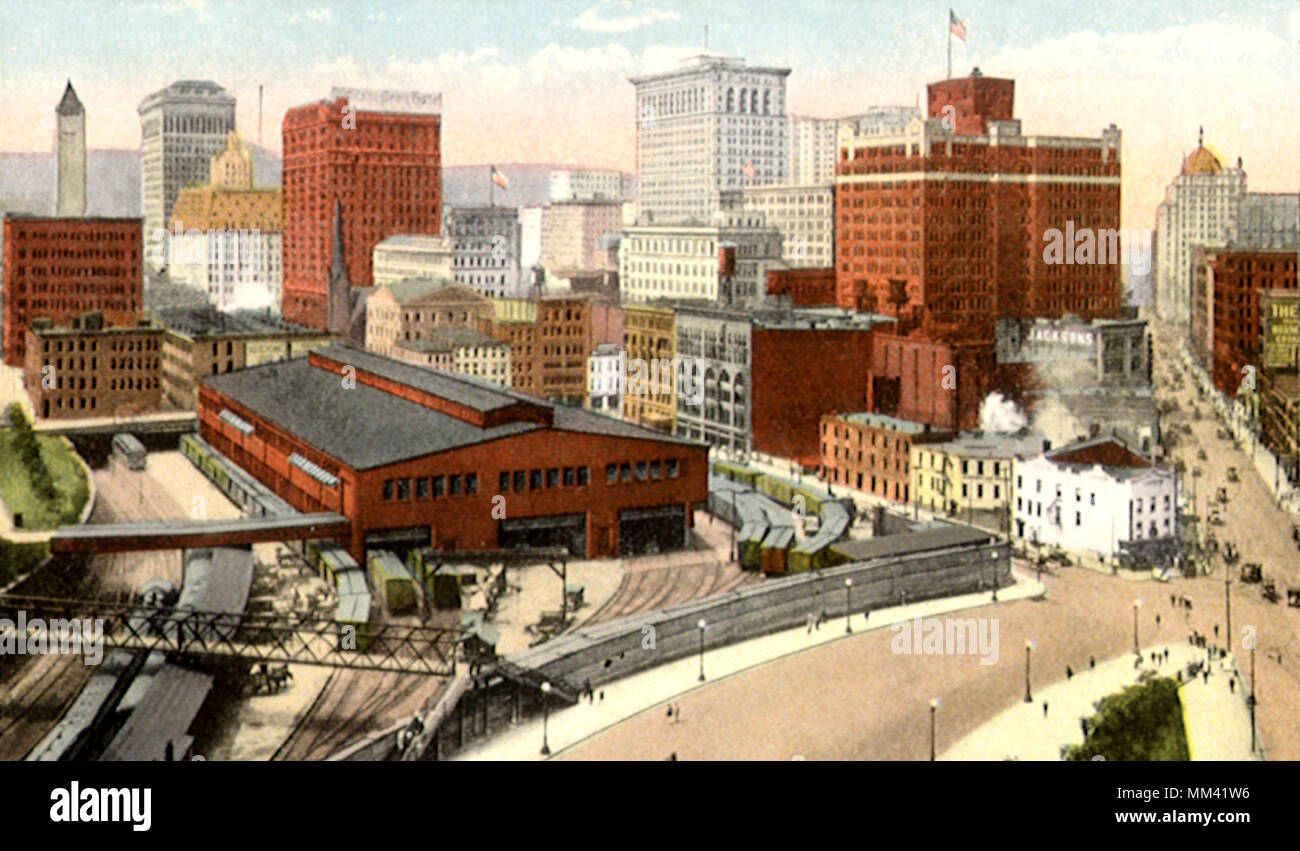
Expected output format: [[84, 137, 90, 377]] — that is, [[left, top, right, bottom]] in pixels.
[[3, 0, 1300, 230]]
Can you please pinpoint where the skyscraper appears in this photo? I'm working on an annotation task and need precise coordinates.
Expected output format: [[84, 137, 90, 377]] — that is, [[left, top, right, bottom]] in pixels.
[[138, 80, 237, 268], [631, 55, 789, 222], [281, 88, 442, 330], [55, 81, 86, 217], [835, 69, 1123, 343]]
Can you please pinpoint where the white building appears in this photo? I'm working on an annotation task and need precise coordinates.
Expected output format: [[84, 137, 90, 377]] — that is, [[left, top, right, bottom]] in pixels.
[[549, 169, 624, 203], [168, 227, 281, 313], [788, 115, 839, 186], [372, 235, 454, 287], [1013, 437, 1178, 563], [138, 80, 237, 269], [539, 201, 623, 274], [619, 212, 784, 304], [391, 328, 512, 387], [631, 54, 789, 222], [720, 183, 833, 268], [1154, 132, 1245, 327], [519, 206, 544, 271], [587, 343, 623, 416], [445, 205, 526, 298]]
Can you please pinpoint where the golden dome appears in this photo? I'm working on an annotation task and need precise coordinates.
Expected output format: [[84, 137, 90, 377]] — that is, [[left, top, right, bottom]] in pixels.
[[1182, 143, 1224, 175]]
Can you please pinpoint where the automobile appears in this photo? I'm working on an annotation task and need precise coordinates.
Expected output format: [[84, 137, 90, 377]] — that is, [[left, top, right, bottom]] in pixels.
[[1197, 449, 1208, 461], [1240, 563, 1262, 583], [1226, 467, 1239, 483], [1216, 487, 1229, 503]]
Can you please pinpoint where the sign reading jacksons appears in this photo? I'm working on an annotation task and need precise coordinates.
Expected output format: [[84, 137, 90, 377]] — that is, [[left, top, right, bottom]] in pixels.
[[330, 87, 442, 115]]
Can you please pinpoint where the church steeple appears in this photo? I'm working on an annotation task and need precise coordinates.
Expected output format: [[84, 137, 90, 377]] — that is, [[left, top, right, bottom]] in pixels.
[[326, 198, 352, 334], [55, 79, 87, 217], [57, 80, 84, 116]]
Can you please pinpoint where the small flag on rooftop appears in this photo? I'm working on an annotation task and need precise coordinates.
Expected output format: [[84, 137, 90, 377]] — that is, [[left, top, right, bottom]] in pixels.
[[491, 165, 509, 190], [742, 160, 756, 180], [950, 10, 966, 41]]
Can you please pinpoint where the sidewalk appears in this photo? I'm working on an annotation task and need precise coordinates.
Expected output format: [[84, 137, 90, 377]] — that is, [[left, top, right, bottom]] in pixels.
[[940, 642, 1257, 761], [454, 567, 1046, 760]]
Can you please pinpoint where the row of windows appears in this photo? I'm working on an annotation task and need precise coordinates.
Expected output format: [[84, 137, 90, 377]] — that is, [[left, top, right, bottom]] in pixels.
[[606, 459, 679, 482], [383, 472, 479, 501]]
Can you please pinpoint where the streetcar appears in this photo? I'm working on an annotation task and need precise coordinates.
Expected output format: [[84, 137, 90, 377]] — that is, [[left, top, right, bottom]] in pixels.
[[112, 432, 146, 471]]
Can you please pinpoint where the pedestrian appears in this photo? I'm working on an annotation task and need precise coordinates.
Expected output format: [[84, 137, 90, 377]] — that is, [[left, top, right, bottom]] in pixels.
[[674, 703, 681, 723], [1202, 669, 1209, 684], [667, 705, 674, 722], [1164, 649, 1170, 663], [806, 612, 814, 635], [599, 690, 604, 702], [1066, 665, 1073, 680], [1170, 593, 1176, 607], [1213, 623, 1219, 638], [1042, 701, 1049, 718], [1080, 718, 1089, 738], [1229, 677, 1236, 694], [1156, 614, 1161, 628], [669, 752, 677, 761], [1089, 656, 1095, 670]]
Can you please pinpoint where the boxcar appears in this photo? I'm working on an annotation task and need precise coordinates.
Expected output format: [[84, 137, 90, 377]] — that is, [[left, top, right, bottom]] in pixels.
[[335, 568, 368, 599], [368, 550, 417, 615], [112, 432, 146, 471], [335, 593, 372, 651]]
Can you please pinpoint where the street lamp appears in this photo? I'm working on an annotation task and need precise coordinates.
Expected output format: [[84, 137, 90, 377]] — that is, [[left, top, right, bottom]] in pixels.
[[1024, 640, 1034, 703], [696, 619, 707, 681], [929, 698, 939, 761], [990, 549, 999, 602], [539, 681, 552, 756], [1132, 599, 1141, 655], [844, 578, 853, 634], [1224, 571, 1232, 654], [1250, 640, 1257, 753]]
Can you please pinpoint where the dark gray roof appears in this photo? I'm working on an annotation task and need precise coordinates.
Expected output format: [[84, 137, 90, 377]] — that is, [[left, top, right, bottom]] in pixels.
[[100, 665, 214, 761], [203, 348, 698, 470], [830, 523, 994, 563]]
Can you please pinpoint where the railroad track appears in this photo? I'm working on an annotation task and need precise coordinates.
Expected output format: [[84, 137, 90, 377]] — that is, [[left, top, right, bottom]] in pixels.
[[581, 560, 759, 627], [272, 669, 440, 761]]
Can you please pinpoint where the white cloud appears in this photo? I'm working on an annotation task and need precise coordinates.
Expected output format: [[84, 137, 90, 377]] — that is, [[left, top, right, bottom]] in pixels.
[[569, 2, 680, 34]]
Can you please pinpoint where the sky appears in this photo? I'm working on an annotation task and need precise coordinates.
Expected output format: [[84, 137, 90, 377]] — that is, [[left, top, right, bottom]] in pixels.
[[2, 0, 1300, 231]]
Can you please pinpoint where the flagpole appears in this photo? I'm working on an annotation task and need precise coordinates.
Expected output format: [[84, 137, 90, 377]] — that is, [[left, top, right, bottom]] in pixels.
[[489, 165, 494, 207], [947, 10, 952, 79]]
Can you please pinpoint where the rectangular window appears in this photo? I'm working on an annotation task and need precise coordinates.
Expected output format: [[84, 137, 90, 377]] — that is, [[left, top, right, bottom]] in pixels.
[[666, 458, 679, 478], [466, 473, 478, 494], [636, 461, 649, 480], [450, 474, 462, 495], [397, 478, 411, 500], [650, 460, 662, 479], [563, 467, 575, 486], [531, 469, 543, 489], [416, 477, 429, 499], [606, 464, 618, 483], [547, 468, 559, 488], [432, 475, 445, 497], [620, 463, 632, 481], [577, 466, 590, 485], [514, 470, 526, 491], [500, 472, 511, 492], [383, 479, 394, 501]]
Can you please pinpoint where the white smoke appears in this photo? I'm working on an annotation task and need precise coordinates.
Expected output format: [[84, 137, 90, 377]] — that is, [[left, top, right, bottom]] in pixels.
[[979, 392, 1028, 433]]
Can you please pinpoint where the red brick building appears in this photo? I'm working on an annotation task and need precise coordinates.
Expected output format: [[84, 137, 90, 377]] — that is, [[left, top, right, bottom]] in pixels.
[[24, 312, 163, 420], [820, 412, 952, 502], [865, 334, 999, 431], [199, 345, 706, 563], [765, 267, 836, 307], [281, 96, 441, 330], [1207, 248, 1298, 397], [750, 324, 875, 467], [834, 70, 1122, 342], [2, 216, 142, 366]]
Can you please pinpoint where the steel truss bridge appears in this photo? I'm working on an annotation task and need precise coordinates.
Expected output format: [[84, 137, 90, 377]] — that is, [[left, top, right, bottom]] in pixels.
[[0, 594, 459, 676]]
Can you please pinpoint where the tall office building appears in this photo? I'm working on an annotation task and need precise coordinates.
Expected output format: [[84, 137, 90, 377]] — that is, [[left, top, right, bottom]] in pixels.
[[1153, 131, 1246, 328], [787, 115, 839, 186], [835, 70, 1122, 343], [138, 80, 237, 268], [445, 205, 523, 298], [281, 88, 442, 329], [55, 81, 86, 217], [631, 55, 789, 222]]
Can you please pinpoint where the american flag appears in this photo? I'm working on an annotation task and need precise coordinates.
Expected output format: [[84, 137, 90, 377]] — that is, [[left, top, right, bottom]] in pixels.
[[491, 165, 508, 190], [949, 10, 966, 41], [742, 160, 756, 180]]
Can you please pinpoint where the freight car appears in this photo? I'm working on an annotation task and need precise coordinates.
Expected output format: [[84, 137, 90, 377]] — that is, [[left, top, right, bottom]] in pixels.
[[368, 550, 417, 615], [335, 592, 372, 651]]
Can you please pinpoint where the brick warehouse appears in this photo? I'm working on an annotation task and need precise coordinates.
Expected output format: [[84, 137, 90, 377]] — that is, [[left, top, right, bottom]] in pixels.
[[198, 345, 707, 563], [1205, 247, 1298, 398], [281, 90, 442, 330], [2, 215, 143, 366]]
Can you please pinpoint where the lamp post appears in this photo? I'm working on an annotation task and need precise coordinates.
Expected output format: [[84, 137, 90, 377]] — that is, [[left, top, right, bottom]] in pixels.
[[844, 578, 853, 634], [696, 619, 707, 681], [1250, 640, 1257, 753], [990, 549, 999, 602], [929, 698, 939, 761], [1132, 599, 1141, 655], [539, 681, 552, 756], [1024, 640, 1033, 703], [1224, 571, 1232, 654]]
